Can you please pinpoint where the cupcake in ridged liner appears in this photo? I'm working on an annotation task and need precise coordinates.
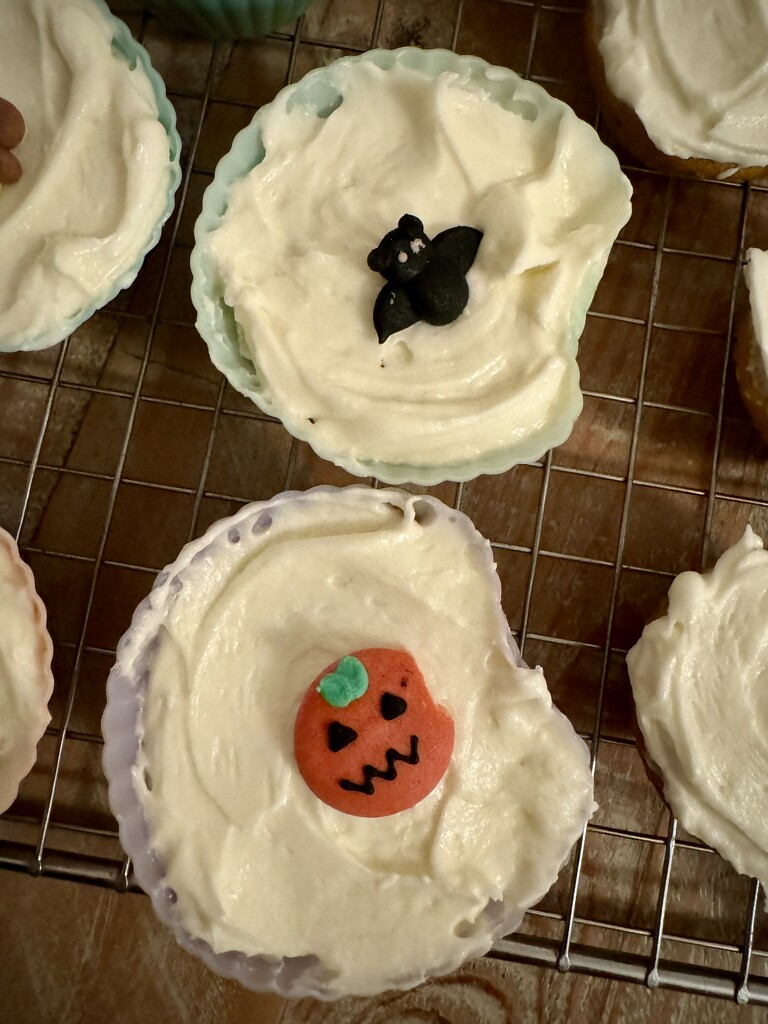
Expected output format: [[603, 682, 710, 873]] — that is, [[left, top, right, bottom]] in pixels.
[[0, 0, 181, 352], [0, 528, 54, 814], [191, 47, 631, 486], [102, 486, 595, 998], [587, 0, 768, 181], [736, 248, 768, 445], [123, 0, 316, 40], [627, 528, 768, 895]]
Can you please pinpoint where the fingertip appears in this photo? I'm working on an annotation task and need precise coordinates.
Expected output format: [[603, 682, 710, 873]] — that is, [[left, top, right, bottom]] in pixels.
[[0, 98, 25, 150], [0, 147, 22, 185]]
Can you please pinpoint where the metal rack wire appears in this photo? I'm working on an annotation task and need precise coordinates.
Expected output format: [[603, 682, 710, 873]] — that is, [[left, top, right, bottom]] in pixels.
[[1, 0, 767, 1006]]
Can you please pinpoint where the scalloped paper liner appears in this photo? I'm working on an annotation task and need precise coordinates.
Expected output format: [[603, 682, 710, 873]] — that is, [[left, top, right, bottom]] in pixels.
[[0, 528, 54, 814], [1, 0, 182, 353], [102, 485, 594, 999], [190, 46, 628, 485]]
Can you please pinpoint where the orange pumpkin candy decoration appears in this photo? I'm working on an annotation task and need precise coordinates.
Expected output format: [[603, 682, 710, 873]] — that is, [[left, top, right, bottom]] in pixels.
[[294, 648, 455, 818]]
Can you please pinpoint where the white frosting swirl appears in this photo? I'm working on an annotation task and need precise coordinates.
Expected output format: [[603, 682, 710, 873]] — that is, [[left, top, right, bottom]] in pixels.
[[0, 0, 173, 349], [203, 55, 630, 480], [0, 529, 53, 814], [134, 488, 594, 996], [598, 0, 768, 168], [627, 528, 768, 887]]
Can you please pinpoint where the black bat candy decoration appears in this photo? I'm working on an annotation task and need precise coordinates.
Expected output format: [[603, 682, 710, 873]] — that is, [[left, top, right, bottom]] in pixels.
[[367, 214, 483, 344]]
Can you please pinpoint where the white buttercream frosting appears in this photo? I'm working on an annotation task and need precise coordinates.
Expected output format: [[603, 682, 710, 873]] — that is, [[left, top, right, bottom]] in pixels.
[[0, 0, 173, 350], [131, 488, 594, 996], [0, 529, 53, 814], [203, 54, 631, 481], [598, 0, 768, 168], [627, 527, 768, 888], [744, 248, 768, 379]]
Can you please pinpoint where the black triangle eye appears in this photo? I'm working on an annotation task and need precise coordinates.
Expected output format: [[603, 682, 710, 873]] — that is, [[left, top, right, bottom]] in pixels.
[[328, 721, 357, 753], [381, 692, 407, 720]]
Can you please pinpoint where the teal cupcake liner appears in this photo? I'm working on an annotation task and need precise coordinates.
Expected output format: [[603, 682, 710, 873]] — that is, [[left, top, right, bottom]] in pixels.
[[191, 47, 627, 485], [123, 0, 315, 40], [5, 0, 181, 354]]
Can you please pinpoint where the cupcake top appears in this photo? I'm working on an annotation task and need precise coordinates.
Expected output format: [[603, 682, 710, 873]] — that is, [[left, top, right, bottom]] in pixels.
[[597, 0, 768, 170], [0, 528, 53, 814], [627, 527, 768, 887], [744, 248, 768, 375], [0, 0, 177, 351], [120, 487, 594, 997], [195, 49, 631, 484]]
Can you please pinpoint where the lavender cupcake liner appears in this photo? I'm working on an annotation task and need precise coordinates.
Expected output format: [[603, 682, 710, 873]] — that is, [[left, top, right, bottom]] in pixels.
[[102, 486, 591, 998]]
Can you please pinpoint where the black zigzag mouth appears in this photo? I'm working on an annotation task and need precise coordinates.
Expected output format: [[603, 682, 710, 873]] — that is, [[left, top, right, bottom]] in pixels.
[[338, 735, 419, 795]]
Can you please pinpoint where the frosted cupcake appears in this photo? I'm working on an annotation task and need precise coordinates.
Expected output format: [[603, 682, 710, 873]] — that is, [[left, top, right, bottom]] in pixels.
[[627, 528, 768, 891], [103, 487, 594, 998], [0, 0, 181, 353], [0, 528, 54, 814], [124, 0, 316, 40], [192, 48, 632, 485], [589, 0, 768, 181]]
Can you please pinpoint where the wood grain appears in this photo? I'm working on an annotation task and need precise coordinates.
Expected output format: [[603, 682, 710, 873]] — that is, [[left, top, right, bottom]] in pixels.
[[1, 871, 765, 1024]]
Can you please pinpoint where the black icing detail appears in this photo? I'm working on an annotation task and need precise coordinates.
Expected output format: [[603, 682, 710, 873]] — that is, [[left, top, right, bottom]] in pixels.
[[328, 721, 358, 753], [380, 692, 407, 720], [368, 215, 483, 343], [372, 284, 419, 342], [339, 735, 419, 794]]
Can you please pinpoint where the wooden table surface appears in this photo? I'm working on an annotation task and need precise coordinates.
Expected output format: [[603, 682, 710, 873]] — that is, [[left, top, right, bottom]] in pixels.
[[2, 871, 765, 1024], [3, 0, 768, 1020]]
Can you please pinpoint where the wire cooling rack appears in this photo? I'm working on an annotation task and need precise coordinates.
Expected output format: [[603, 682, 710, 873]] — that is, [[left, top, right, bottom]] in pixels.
[[2, 0, 768, 1007]]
